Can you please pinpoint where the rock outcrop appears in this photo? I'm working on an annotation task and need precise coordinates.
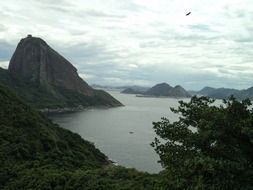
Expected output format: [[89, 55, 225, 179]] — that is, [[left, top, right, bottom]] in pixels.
[[2, 35, 122, 109], [9, 35, 93, 96]]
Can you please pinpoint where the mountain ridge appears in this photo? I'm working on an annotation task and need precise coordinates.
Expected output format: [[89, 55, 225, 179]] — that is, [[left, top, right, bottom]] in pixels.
[[9, 35, 93, 96], [121, 82, 191, 98], [190, 86, 253, 100], [0, 35, 122, 110]]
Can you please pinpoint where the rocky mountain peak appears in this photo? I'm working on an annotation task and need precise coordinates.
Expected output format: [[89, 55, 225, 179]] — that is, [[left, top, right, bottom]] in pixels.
[[145, 82, 173, 96], [144, 82, 191, 98], [8, 35, 93, 96]]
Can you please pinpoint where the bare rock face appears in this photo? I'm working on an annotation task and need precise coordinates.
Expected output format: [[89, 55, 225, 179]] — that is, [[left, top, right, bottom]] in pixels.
[[3, 35, 123, 109], [8, 35, 93, 96]]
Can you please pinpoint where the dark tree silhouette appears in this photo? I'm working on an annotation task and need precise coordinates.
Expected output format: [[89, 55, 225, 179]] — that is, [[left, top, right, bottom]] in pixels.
[[152, 96, 253, 190]]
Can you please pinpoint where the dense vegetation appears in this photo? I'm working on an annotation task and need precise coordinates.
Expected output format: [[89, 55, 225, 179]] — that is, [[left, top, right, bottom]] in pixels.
[[152, 96, 253, 189], [0, 68, 122, 109], [0, 84, 161, 189], [3, 72, 253, 189]]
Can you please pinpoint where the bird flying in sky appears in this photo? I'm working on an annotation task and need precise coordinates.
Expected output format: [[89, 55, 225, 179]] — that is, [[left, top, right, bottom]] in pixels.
[[186, 12, 191, 16]]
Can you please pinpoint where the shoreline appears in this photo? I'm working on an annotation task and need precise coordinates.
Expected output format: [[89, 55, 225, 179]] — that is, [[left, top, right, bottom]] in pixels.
[[38, 104, 124, 114], [135, 94, 191, 98]]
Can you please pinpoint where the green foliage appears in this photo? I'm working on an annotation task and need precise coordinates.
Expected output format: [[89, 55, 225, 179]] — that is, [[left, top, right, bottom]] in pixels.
[[0, 84, 161, 189], [1, 167, 161, 190], [0, 68, 122, 109], [0, 84, 105, 188], [152, 96, 253, 189]]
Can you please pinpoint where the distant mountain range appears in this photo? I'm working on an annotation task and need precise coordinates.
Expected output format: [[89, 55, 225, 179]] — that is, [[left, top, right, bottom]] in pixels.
[[190, 86, 253, 100], [121, 82, 191, 98], [120, 86, 150, 94], [92, 84, 150, 92], [0, 35, 122, 110]]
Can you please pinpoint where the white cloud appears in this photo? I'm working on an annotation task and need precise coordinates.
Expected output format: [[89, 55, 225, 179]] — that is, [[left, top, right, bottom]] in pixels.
[[79, 73, 95, 80], [0, 61, 9, 69], [103, 77, 153, 86], [0, 0, 253, 90]]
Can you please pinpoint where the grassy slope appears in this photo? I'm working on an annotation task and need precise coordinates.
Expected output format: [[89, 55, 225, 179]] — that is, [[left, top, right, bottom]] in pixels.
[[0, 68, 122, 109], [0, 84, 162, 190]]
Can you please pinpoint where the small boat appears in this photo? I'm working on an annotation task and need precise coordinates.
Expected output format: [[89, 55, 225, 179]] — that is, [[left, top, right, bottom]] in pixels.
[[129, 131, 134, 134]]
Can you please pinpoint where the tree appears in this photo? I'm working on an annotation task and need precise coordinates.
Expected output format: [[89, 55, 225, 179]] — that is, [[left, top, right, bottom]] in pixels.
[[152, 96, 253, 190]]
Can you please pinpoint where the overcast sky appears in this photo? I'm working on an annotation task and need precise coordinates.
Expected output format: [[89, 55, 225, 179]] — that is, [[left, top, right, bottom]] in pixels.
[[0, 0, 253, 90]]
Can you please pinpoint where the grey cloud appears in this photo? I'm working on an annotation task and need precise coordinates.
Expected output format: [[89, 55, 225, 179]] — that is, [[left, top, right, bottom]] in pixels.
[[45, 4, 126, 19], [139, 41, 165, 48], [0, 24, 7, 32], [56, 41, 154, 86], [115, 0, 147, 12], [233, 27, 253, 43], [84, 10, 126, 18], [223, 5, 253, 19], [45, 5, 71, 13], [234, 37, 253, 43], [0, 41, 15, 61], [1, 0, 253, 90], [188, 24, 211, 31], [172, 33, 220, 43], [60, 43, 121, 66], [36, 0, 72, 8], [36, 0, 126, 20]]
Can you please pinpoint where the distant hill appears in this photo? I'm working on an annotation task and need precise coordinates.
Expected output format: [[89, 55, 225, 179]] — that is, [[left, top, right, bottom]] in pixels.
[[144, 83, 191, 98], [0, 84, 161, 189], [0, 84, 107, 187], [92, 84, 150, 93], [198, 87, 216, 96], [208, 88, 241, 99], [145, 83, 173, 96], [189, 87, 216, 96], [121, 88, 140, 94], [0, 35, 122, 110], [192, 86, 253, 100], [120, 83, 191, 98], [121, 86, 149, 94]]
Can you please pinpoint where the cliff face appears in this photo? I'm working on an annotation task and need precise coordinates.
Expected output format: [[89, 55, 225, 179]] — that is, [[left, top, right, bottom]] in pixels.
[[9, 35, 93, 96], [3, 35, 122, 109]]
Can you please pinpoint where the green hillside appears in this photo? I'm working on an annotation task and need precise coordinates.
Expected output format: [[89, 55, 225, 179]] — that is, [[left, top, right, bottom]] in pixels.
[[0, 84, 161, 190], [0, 68, 122, 109]]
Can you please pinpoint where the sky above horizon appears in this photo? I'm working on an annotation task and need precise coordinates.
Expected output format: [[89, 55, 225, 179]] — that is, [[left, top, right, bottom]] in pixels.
[[0, 0, 253, 90]]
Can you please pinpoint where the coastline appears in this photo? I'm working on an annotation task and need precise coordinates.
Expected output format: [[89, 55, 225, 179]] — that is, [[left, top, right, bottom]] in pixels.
[[38, 104, 124, 114], [135, 94, 192, 98]]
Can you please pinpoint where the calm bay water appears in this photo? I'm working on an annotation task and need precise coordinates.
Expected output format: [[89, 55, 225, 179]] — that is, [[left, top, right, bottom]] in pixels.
[[50, 91, 190, 173]]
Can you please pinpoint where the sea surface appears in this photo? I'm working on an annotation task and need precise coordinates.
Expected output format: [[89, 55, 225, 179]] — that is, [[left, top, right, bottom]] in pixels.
[[50, 91, 190, 173]]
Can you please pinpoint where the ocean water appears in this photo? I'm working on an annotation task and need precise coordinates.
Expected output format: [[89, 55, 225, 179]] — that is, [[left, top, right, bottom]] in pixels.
[[50, 91, 190, 173]]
